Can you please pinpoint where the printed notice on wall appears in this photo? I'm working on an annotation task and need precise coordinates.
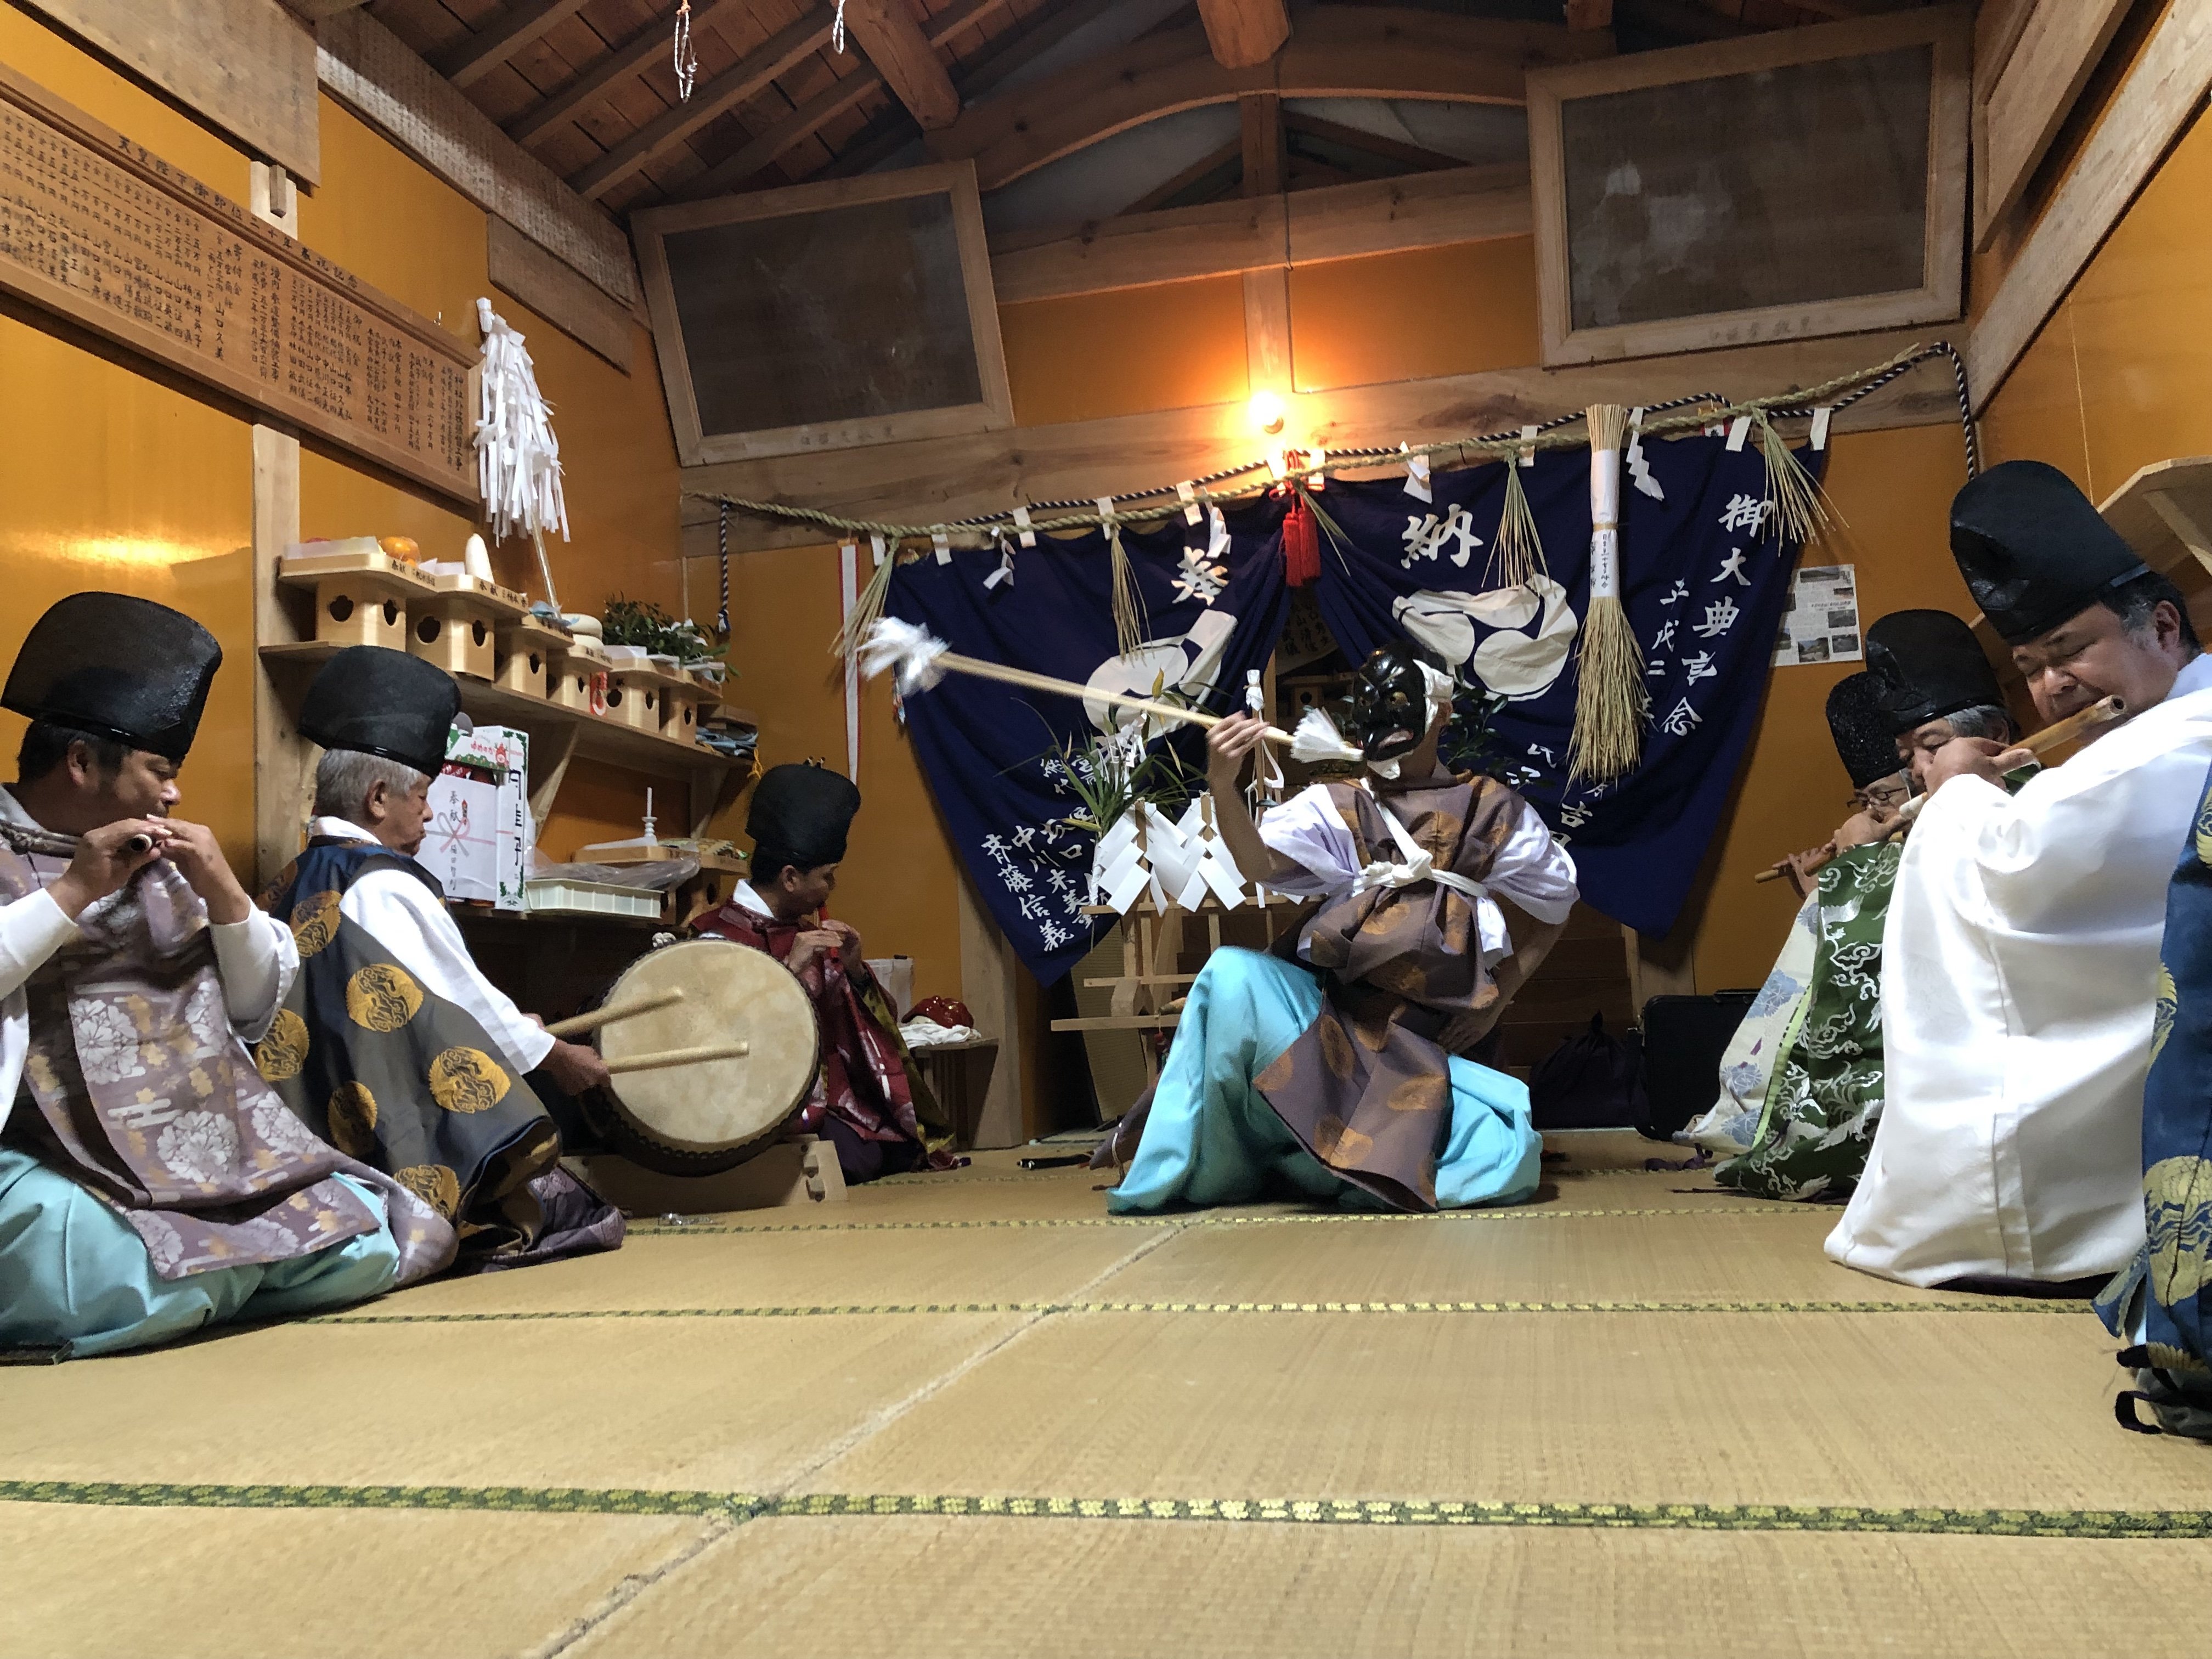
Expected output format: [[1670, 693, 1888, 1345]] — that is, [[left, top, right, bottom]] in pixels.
[[1773, 563, 1863, 667]]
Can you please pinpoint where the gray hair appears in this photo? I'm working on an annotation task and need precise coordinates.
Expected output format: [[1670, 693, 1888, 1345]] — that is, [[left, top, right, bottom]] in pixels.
[[1940, 704, 2017, 744], [312, 749, 429, 822]]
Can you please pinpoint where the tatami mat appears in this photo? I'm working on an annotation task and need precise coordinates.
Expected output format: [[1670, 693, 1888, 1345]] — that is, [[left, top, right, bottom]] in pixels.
[[4, 1128, 2200, 1658], [561, 1516, 2212, 1659], [0, 1506, 713, 1659], [800, 1309, 2200, 1511], [0, 1314, 1026, 1492]]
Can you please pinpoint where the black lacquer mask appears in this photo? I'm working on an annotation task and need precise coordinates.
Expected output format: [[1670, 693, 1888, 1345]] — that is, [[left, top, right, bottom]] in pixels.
[[1351, 645, 1432, 761]]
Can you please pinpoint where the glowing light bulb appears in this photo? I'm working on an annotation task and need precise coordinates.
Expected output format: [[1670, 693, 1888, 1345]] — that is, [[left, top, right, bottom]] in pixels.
[[1249, 388, 1287, 436]]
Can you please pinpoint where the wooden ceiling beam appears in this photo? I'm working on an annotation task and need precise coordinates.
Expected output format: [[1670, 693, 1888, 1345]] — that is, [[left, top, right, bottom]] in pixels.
[[1614, 0, 1756, 41], [927, 7, 1611, 191], [842, 0, 960, 129], [1197, 0, 1290, 70], [508, 0, 755, 146], [436, 0, 596, 89], [570, 5, 840, 199], [675, 0, 1014, 200]]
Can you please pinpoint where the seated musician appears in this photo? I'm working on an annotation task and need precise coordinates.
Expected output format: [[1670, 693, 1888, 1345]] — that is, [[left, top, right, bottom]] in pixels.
[[1829, 461, 2212, 1288], [1711, 616, 2016, 1198], [1103, 645, 1575, 1214], [0, 598, 454, 1359], [257, 646, 622, 1265], [692, 762, 960, 1184]]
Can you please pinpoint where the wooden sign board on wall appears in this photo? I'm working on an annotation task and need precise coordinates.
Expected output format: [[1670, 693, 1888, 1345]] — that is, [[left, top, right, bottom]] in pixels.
[[0, 63, 476, 505]]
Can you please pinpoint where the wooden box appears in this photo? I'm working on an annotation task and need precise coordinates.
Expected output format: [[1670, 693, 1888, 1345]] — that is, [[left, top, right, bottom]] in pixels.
[[658, 675, 702, 743], [605, 664, 664, 732], [549, 639, 612, 715], [278, 545, 436, 651], [409, 574, 527, 681], [493, 614, 572, 699]]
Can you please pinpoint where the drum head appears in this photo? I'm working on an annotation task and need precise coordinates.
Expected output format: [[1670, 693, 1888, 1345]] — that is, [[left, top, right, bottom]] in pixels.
[[596, 939, 818, 1173]]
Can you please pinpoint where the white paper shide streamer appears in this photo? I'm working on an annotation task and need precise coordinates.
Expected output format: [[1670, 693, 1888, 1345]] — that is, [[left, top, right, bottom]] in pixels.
[[473, 298, 569, 607]]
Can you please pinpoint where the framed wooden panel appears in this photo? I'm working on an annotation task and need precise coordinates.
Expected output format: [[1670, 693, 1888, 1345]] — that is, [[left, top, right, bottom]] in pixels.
[[636, 161, 1013, 467], [1971, 0, 2132, 249], [1527, 7, 1970, 367]]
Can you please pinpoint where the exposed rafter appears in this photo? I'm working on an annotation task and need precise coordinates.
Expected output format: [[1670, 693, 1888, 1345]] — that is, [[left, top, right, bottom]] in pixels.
[[507, 0, 757, 146], [926, 8, 1612, 192], [1197, 0, 1291, 70], [842, 0, 961, 129], [569, 6, 839, 199], [436, 0, 596, 89], [674, 0, 1014, 200]]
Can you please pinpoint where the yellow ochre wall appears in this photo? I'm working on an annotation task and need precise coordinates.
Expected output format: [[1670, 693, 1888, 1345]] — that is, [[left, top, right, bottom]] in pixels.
[[0, 9, 257, 868]]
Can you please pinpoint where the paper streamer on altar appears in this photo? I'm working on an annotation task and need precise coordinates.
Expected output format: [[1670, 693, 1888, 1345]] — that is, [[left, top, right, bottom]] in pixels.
[[1307, 432, 1820, 938], [885, 510, 1290, 983]]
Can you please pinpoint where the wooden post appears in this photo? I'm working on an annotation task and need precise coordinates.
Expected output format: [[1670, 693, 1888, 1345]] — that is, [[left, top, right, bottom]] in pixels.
[[250, 161, 312, 890], [1238, 92, 1292, 396], [957, 865, 1028, 1148]]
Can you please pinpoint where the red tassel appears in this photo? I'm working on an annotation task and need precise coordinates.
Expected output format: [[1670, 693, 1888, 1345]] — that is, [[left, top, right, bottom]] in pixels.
[[1283, 497, 1321, 587]]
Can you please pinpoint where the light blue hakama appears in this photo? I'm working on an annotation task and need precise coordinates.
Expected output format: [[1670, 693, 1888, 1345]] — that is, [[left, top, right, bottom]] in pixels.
[[0, 1149, 404, 1358], [1106, 949, 1542, 1215]]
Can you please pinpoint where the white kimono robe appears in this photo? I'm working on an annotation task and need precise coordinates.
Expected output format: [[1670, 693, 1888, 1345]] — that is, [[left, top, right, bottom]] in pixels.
[[1827, 652, 2212, 1286]]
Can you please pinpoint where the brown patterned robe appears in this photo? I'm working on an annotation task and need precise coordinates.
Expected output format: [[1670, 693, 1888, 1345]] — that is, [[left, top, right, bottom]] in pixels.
[[0, 822, 454, 1283], [1249, 774, 1527, 1211]]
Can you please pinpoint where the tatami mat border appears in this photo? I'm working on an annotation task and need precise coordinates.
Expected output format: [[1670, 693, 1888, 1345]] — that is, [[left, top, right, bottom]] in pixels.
[[1, 1481, 2201, 1539], [623, 1205, 1816, 1237], [311, 1297, 2089, 1324]]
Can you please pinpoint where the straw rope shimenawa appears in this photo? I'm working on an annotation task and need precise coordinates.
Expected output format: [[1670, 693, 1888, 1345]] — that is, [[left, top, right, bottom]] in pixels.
[[698, 344, 1943, 565]]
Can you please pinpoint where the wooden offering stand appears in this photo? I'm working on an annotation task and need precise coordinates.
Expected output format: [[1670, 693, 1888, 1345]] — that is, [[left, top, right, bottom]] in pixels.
[[411, 573, 529, 680], [1051, 889, 1303, 1085], [280, 543, 438, 652], [494, 612, 574, 698]]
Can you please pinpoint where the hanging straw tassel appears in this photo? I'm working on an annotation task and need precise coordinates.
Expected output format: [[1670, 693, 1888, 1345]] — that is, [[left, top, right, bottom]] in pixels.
[[830, 540, 899, 662], [1489, 453, 1546, 590], [1281, 493, 1321, 586], [1568, 403, 1648, 785], [1104, 503, 1148, 659], [1751, 409, 1833, 546]]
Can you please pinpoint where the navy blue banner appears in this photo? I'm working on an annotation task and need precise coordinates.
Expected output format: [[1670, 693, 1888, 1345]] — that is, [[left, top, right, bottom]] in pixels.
[[886, 510, 1290, 983], [1308, 434, 1814, 936]]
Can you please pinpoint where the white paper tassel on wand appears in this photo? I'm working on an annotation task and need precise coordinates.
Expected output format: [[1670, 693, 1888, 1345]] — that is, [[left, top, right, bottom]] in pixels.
[[856, 619, 1364, 761], [1568, 403, 1648, 784], [473, 298, 568, 608]]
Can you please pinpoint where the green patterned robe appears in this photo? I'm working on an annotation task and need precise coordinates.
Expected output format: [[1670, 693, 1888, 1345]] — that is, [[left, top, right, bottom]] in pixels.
[[1716, 841, 1900, 1201]]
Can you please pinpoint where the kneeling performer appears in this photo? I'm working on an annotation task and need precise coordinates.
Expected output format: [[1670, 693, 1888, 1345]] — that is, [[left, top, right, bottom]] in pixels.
[[1107, 646, 1576, 1214], [259, 646, 622, 1264], [0, 599, 452, 1358], [692, 762, 959, 1183]]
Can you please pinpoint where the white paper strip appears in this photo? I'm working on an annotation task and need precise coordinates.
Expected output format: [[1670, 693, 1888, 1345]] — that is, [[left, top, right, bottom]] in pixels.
[[1726, 416, 1752, 452], [869, 531, 887, 567], [1012, 505, 1037, 549], [1809, 406, 1835, 450], [1177, 481, 1201, 525], [932, 529, 951, 565], [1520, 424, 1538, 467], [1402, 443, 1432, 503]]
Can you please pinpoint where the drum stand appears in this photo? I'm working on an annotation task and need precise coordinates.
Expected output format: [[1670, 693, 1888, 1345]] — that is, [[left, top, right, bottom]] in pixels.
[[569, 1135, 848, 1217]]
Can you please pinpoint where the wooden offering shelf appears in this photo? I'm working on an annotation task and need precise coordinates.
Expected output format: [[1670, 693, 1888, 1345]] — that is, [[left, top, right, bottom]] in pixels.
[[259, 639, 755, 836]]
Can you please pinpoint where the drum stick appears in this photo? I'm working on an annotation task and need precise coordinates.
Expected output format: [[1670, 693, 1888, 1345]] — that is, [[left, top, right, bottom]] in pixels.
[[603, 1042, 752, 1075], [1753, 694, 2128, 878], [544, 989, 686, 1039]]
